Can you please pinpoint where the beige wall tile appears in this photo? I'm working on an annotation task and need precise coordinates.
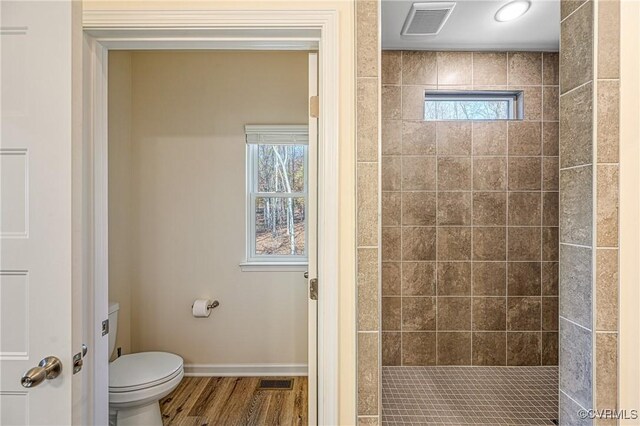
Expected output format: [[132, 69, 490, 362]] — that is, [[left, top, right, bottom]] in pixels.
[[382, 262, 401, 296], [543, 52, 560, 85], [473, 227, 507, 261], [402, 121, 436, 155], [561, 0, 587, 20], [436, 191, 471, 225], [358, 416, 380, 426], [402, 226, 437, 261], [507, 332, 541, 365], [402, 262, 436, 296], [382, 297, 401, 331], [437, 52, 473, 85], [402, 297, 436, 331], [542, 262, 559, 296], [508, 157, 542, 190], [382, 192, 401, 226], [560, 1, 594, 93], [357, 332, 379, 415], [597, 0, 620, 79], [508, 121, 542, 156], [436, 122, 472, 155], [382, 156, 401, 191], [543, 227, 560, 261], [437, 297, 472, 331], [596, 249, 619, 331], [437, 332, 472, 365], [356, 0, 378, 78], [543, 157, 559, 191], [597, 80, 620, 163], [508, 227, 542, 260], [473, 332, 507, 365], [402, 85, 427, 120], [543, 122, 560, 156], [382, 227, 401, 261], [382, 119, 401, 155], [402, 191, 437, 226], [508, 262, 542, 296], [560, 166, 593, 246], [473, 262, 507, 296], [357, 78, 379, 162], [402, 332, 436, 365], [357, 162, 378, 247], [382, 332, 401, 365], [514, 86, 543, 121], [382, 51, 401, 85], [358, 248, 379, 331], [559, 81, 593, 168], [382, 85, 401, 119], [473, 121, 508, 155], [437, 262, 471, 296], [508, 192, 542, 226], [402, 156, 437, 190], [473, 192, 507, 226], [595, 332, 618, 410], [542, 297, 559, 331], [472, 298, 507, 331], [542, 332, 559, 365], [543, 87, 560, 121], [437, 227, 472, 260], [438, 157, 472, 190], [508, 52, 543, 85], [473, 52, 508, 86], [402, 51, 437, 85]]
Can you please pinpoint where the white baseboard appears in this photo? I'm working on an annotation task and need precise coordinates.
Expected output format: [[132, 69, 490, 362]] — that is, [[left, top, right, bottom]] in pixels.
[[183, 363, 308, 377]]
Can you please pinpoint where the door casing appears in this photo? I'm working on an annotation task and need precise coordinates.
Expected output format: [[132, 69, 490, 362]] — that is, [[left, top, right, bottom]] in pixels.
[[82, 10, 341, 426]]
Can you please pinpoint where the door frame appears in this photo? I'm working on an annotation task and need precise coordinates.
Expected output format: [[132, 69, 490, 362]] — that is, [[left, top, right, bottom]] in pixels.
[[82, 9, 340, 426]]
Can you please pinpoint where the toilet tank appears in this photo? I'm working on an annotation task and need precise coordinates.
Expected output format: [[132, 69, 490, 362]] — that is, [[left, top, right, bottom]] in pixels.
[[108, 302, 120, 358]]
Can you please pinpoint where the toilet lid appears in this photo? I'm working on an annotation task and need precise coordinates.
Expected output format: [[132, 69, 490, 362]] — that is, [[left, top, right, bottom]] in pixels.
[[109, 352, 183, 391]]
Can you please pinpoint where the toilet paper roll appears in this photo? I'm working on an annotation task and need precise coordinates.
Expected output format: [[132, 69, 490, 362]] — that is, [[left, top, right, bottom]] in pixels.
[[192, 299, 212, 318]]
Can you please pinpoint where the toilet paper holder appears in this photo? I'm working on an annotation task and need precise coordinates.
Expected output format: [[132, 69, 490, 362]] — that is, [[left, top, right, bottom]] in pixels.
[[192, 300, 219, 310]]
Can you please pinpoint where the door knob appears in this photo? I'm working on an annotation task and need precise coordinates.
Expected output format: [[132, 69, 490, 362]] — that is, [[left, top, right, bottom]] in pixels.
[[21, 356, 63, 388]]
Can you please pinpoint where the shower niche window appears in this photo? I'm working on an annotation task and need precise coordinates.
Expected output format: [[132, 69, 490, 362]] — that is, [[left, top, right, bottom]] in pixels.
[[243, 125, 308, 266], [424, 90, 523, 121]]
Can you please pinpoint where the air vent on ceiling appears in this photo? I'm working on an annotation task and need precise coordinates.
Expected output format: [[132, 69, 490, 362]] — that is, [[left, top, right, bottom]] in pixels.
[[401, 2, 456, 36]]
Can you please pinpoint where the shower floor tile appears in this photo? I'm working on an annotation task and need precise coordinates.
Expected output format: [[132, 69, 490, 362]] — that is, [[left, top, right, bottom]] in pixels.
[[382, 366, 558, 425]]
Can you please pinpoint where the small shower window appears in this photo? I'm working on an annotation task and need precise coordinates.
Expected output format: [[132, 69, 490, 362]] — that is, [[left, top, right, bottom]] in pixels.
[[243, 125, 308, 268], [424, 91, 523, 121]]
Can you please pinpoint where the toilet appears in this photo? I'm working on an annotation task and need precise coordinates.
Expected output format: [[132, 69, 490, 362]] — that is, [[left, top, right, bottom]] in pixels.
[[108, 302, 184, 426]]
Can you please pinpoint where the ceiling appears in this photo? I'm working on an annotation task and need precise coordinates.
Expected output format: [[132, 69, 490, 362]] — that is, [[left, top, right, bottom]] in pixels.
[[382, 0, 560, 51]]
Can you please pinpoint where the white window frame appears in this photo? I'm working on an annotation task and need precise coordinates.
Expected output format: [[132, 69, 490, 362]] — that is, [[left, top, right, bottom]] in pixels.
[[424, 90, 524, 121], [242, 124, 309, 269]]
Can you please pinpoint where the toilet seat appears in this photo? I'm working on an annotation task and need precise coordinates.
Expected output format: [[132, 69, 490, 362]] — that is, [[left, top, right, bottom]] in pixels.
[[109, 352, 183, 393]]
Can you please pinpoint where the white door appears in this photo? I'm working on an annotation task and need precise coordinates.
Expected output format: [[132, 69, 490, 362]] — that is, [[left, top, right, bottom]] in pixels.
[[307, 51, 318, 426], [0, 2, 76, 425]]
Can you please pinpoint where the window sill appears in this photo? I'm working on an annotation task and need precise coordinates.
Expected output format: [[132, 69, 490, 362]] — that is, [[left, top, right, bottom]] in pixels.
[[239, 262, 308, 272]]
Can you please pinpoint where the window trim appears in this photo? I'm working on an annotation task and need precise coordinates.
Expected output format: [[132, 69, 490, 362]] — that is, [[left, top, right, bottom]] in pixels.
[[424, 90, 524, 121], [243, 125, 309, 267]]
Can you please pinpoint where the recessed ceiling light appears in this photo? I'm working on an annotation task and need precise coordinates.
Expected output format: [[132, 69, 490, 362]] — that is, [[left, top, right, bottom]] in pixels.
[[495, 0, 531, 22]]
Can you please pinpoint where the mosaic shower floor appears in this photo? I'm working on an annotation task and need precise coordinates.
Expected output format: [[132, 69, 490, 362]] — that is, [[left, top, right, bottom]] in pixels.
[[382, 366, 558, 425]]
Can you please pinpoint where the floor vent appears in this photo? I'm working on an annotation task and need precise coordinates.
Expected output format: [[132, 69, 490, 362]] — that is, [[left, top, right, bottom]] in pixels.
[[258, 379, 293, 390], [401, 2, 456, 36]]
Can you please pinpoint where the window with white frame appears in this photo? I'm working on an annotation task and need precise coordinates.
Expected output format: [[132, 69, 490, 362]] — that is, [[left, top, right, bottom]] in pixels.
[[244, 125, 308, 265], [424, 90, 523, 121]]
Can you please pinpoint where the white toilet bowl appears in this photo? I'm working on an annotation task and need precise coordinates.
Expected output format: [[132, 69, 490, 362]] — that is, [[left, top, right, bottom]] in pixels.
[[108, 302, 184, 426], [109, 352, 184, 426]]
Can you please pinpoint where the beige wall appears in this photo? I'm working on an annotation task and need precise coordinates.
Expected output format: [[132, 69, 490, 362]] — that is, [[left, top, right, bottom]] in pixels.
[[108, 51, 310, 366], [380, 51, 559, 367]]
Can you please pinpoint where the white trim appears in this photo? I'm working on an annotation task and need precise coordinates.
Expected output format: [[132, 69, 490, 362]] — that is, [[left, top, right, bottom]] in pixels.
[[83, 9, 340, 426], [239, 262, 308, 272], [183, 363, 308, 377], [245, 124, 309, 144]]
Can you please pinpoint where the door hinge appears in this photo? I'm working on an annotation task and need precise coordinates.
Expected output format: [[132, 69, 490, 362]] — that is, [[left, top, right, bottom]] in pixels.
[[309, 96, 319, 118], [102, 319, 109, 336], [310, 278, 318, 301]]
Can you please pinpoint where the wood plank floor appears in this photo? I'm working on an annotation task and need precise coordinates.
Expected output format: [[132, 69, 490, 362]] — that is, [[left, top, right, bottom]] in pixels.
[[160, 377, 308, 426]]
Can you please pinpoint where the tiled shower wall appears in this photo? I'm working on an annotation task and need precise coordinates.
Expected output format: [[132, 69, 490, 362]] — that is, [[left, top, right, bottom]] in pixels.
[[558, 0, 620, 424], [356, 0, 381, 424], [380, 51, 560, 366]]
